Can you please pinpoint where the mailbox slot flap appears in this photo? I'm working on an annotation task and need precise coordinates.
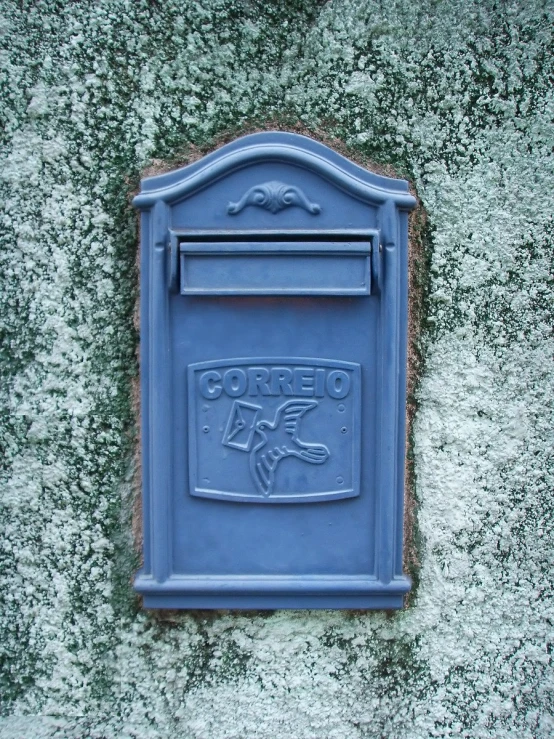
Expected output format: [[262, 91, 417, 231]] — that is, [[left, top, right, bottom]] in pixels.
[[171, 230, 378, 296]]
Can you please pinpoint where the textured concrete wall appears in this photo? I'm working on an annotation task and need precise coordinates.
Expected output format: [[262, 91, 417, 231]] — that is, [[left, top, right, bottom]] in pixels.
[[1, 1, 553, 737]]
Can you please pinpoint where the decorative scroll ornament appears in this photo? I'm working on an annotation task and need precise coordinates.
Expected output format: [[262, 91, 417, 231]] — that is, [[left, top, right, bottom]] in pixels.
[[228, 181, 321, 215]]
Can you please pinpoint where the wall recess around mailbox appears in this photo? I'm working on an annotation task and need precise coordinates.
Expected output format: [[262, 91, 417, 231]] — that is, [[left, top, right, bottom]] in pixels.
[[133, 131, 416, 610]]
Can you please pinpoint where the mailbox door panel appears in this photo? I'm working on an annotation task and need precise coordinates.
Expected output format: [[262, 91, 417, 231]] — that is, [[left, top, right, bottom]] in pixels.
[[170, 295, 378, 576]]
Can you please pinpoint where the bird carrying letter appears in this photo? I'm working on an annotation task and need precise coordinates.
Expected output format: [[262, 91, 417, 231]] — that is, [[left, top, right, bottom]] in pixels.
[[249, 399, 330, 496]]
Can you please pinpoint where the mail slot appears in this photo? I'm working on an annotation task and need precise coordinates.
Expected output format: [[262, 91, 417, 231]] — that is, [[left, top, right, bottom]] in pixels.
[[177, 234, 374, 295], [133, 131, 416, 609]]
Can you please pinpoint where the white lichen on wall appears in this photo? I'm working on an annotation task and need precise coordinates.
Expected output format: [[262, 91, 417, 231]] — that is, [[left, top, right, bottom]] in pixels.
[[0, 1, 552, 737]]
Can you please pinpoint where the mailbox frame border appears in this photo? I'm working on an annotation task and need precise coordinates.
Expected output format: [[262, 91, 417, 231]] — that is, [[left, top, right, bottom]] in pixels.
[[133, 131, 416, 609]]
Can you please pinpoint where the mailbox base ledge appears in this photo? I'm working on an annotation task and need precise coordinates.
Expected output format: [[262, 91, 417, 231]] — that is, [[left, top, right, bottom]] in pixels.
[[135, 575, 411, 610], [141, 594, 407, 610]]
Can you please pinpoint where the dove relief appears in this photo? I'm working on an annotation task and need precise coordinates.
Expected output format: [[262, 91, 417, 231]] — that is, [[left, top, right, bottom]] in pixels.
[[222, 399, 330, 497]]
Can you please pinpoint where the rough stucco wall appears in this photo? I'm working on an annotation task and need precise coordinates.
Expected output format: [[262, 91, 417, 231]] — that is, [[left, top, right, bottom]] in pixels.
[[0, 0, 553, 737]]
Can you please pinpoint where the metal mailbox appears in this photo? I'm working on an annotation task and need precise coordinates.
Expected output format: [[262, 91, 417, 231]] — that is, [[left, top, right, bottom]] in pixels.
[[133, 132, 416, 609]]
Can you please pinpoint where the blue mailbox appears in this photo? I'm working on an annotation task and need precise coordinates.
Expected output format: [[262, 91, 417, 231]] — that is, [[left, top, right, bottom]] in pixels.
[[133, 132, 416, 609]]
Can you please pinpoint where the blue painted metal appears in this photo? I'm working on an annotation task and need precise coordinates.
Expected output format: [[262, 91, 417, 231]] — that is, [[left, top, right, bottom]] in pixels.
[[133, 131, 416, 609], [179, 238, 373, 296], [188, 357, 361, 503]]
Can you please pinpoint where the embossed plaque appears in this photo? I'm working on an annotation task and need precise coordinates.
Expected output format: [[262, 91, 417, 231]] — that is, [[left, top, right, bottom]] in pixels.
[[133, 131, 416, 609], [188, 358, 361, 502]]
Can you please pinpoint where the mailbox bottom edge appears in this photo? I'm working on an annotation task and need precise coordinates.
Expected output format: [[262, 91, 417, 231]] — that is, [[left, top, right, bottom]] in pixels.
[[141, 593, 407, 610], [135, 574, 411, 610]]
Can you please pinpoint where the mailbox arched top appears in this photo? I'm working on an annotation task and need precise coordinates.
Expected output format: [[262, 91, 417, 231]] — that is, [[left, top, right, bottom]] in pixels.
[[133, 131, 416, 211]]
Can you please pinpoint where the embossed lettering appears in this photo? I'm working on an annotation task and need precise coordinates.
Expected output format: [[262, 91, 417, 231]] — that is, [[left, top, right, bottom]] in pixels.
[[293, 367, 315, 396], [200, 364, 351, 400], [326, 370, 350, 399], [200, 370, 222, 399], [248, 367, 271, 396], [223, 368, 247, 397], [270, 367, 293, 395], [314, 368, 326, 398]]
